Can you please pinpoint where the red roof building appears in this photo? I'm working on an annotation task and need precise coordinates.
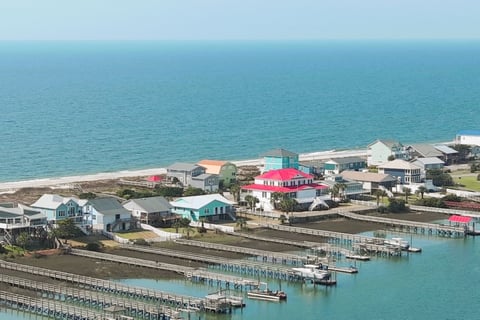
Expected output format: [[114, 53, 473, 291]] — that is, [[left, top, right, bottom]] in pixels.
[[241, 168, 329, 211]]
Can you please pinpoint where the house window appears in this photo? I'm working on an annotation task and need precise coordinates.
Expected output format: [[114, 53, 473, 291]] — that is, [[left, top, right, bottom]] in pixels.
[[58, 211, 66, 217], [262, 192, 267, 198], [115, 214, 120, 220], [205, 208, 210, 214]]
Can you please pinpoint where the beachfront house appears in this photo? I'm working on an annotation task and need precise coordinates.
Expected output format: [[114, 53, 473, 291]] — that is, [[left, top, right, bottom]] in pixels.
[[84, 197, 133, 232], [170, 194, 236, 221], [367, 140, 408, 166], [324, 157, 366, 175], [377, 159, 422, 185], [405, 144, 443, 160], [262, 148, 299, 172], [340, 170, 397, 193], [0, 203, 47, 245], [241, 168, 330, 212], [166, 162, 219, 191], [31, 194, 86, 224], [166, 162, 206, 186], [123, 196, 174, 226], [197, 160, 237, 187], [455, 130, 480, 146]]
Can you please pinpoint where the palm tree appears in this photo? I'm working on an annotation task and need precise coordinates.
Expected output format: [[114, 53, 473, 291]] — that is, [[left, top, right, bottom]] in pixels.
[[229, 183, 241, 202], [417, 186, 427, 199], [244, 195, 259, 212], [236, 218, 247, 231], [374, 189, 384, 206], [16, 232, 30, 251], [403, 187, 411, 203], [270, 192, 285, 210], [278, 198, 297, 215]]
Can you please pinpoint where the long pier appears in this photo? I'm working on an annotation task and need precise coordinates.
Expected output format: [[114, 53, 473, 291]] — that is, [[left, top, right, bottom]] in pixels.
[[262, 223, 406, 256], [0, 259, 205, 310], [0, 290, 106, 320], [336, 211, 466, 237], [174, 239, 308, 265], [0, 274, 181, 319], [71, 247, 340, 284]]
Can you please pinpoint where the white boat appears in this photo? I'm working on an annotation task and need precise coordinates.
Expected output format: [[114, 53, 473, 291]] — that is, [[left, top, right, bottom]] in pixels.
[[384, 237, 410, 250], [291, 264, 330, 280], [247, 283, 287, 301]]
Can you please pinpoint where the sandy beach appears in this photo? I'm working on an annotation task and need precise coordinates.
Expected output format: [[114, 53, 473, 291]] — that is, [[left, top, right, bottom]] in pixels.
[[0, 148, 367, 193]]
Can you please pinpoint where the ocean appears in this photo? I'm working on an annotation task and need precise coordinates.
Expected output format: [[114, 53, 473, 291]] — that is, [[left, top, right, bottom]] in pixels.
[[1, 40, 480, 319], [1, 40, 480, 182]]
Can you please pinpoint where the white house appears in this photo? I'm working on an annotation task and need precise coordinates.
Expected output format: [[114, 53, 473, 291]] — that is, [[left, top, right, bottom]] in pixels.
[[455, 130, 480, 146], [241, 168, 329, 211], [367, 140, 408, 166], [84, 197, 132, 232]]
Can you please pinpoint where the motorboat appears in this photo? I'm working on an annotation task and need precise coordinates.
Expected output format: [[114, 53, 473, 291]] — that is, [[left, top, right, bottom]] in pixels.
[[384, 237, 410, 250], [247, 283, 287, 301], [291, 264, 330, 280]]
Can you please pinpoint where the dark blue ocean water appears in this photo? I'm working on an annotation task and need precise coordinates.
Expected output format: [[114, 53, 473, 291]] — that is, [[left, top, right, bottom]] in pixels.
[[1, 40, 480, 183]]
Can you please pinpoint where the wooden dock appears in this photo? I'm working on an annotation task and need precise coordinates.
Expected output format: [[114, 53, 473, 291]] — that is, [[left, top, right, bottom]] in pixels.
[[337, 211, 466, 237], [0, 273, 181, 319], [262, 223, 405, 256], [0, 259, 205, 311], [174, 238, 309, 265], [0, 290, 106, 320]]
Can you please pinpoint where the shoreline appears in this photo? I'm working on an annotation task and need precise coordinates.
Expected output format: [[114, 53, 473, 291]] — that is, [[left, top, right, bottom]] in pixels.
[[0, 148, 367, 193]]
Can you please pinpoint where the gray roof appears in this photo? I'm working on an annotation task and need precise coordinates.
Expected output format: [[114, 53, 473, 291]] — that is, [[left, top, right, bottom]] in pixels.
[[368, 139, 402, 148], [261, 148, 298, 158], [434, 145, 458, 155], [413, 157, 445, 166], [167, 162, 204, 172], [407, 144, 443, 157], [327, 157, 366, 165], [341, 171, 397, 183], [123, 196, 172, 213], [87, 197, 130, 216], [378, 159, 421, 170], [31, 194, 80, 210], [0, 204, 45, 220]]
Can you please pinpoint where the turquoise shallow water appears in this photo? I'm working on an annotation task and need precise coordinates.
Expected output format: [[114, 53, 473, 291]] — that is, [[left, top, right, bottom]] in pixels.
[[1, 40, 480, 182], [113, 233, 479, 320]]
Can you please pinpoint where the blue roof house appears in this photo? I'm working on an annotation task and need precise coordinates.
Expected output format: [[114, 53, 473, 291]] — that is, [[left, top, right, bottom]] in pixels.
[[262, 148, 299, 172], [171, 194, 235, 222]]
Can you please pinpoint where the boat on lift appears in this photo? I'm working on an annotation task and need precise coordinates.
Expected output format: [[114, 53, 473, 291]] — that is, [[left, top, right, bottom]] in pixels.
[[384, 237, 410, 250], [291, 264, 331, 280]]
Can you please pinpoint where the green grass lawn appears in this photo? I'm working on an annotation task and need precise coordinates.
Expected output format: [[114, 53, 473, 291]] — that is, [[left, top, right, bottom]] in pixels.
[[453, 175, 480, 191]]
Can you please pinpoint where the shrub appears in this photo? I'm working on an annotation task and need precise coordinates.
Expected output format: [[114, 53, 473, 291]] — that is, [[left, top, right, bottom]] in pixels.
[[133, 238, 150, 246], [85, 242, 102, 252]]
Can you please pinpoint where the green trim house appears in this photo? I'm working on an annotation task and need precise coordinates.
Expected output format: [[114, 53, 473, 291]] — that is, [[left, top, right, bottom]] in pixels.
[[324, 157, 366, 175], [170, 194, 235, 221]]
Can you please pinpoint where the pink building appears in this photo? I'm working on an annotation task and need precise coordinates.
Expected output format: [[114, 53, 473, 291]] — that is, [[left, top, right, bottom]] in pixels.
[[241, 168, 329, 211]]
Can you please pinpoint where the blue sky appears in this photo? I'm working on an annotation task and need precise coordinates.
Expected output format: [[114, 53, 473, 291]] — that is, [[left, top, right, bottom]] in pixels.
[[1, 0, 479, 40]]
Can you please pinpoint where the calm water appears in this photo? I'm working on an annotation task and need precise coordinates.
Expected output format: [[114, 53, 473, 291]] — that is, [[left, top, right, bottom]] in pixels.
[[114, 232, 479, 320], [1, 40, 480, 182]]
